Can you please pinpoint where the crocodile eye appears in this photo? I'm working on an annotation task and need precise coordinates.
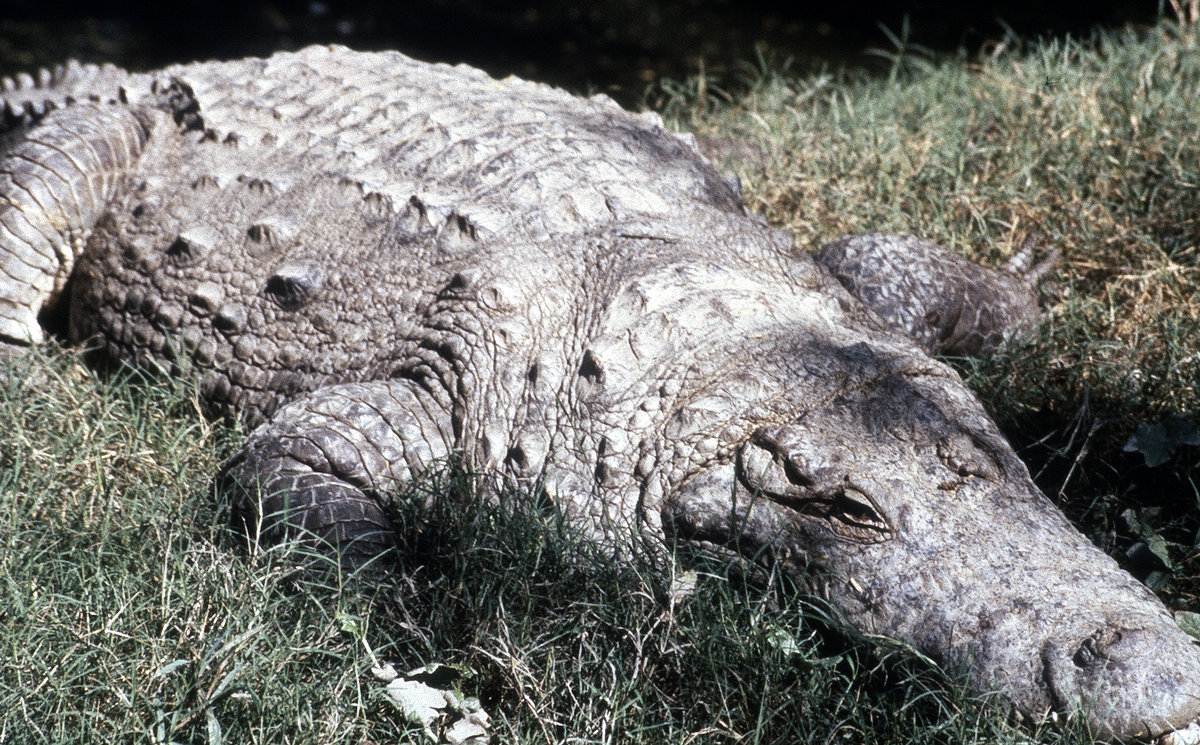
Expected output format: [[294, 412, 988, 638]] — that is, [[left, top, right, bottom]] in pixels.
[[737, 435, 892, 542], [830, 486, 889, 534]]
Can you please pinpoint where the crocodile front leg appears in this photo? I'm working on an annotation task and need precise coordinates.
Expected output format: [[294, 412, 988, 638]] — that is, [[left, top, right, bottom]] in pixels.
[[0, 103, 152, 344], [220, 380, 455, 559], [815, 233, 1057, 356]]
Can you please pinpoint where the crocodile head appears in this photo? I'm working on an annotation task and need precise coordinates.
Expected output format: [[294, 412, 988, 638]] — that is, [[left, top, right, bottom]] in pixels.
[[663, 338, 1200, 740]]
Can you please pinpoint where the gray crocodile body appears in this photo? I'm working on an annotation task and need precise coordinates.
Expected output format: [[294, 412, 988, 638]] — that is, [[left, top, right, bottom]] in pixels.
[[1, 46, 1197, 740]]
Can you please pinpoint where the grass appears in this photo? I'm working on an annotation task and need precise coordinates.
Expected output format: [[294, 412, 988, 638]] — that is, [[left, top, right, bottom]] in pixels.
[[2, 17, 1199, 745]]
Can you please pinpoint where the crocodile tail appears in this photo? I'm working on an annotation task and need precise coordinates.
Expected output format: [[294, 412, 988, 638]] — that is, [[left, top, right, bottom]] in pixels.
[[0, 60, 136, 131], [0, 102, 152, 343]]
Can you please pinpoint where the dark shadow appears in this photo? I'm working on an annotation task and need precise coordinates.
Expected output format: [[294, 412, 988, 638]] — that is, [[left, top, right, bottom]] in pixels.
[[0, 0, 1166, 106]]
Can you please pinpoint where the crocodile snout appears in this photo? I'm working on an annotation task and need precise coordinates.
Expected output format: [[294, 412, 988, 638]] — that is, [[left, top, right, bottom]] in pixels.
[[1041, 620, 1200, 740]]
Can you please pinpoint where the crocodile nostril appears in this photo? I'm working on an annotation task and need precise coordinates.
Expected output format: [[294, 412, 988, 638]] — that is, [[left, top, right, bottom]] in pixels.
[[1072, 628, 1124, 669], [1043, 624, 1200, 740], [1072, 638, 1098, 668]]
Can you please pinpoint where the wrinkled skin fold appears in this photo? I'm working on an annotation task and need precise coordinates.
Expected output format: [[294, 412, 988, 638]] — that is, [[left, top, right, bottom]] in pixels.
[[0, 46, 1197, 740]]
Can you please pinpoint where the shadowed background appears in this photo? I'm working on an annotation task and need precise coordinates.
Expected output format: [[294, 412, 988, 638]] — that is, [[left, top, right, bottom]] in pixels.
[[0, 0, 1165, 104]]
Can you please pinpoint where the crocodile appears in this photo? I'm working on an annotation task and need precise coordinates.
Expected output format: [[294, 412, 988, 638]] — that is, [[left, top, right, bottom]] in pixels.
[[0, 46, 1197, 741], [816, 232, 1059, 356]]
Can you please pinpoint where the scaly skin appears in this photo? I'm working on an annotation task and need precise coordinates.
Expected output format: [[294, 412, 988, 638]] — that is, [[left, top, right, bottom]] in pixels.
[[815, 232, 1058, 356], [0, 46, 1197, 740]]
